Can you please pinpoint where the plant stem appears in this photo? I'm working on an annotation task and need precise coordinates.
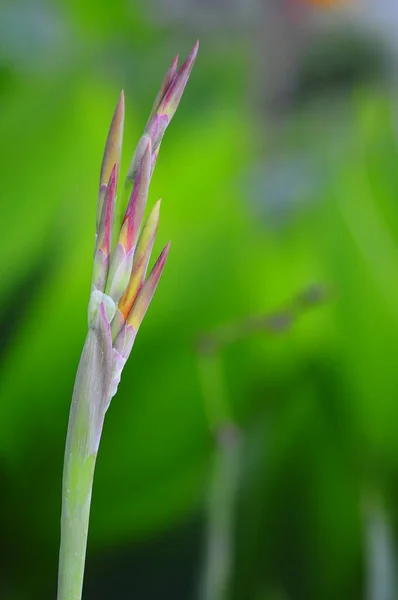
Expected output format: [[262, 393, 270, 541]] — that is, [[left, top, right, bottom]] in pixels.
[[196, 350, 240, 600], [201, 426, 241, 600], [57, 320, 111, 600], [57, 442, 96, 600]]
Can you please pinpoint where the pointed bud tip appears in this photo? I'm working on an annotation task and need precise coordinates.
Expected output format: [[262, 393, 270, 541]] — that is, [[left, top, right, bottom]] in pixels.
[[191, 40, 199, 58], [148, 199, 162, 228], [157, 42, 198, 119], [159, 241, 171, 262], [179, 40, 199, 75], [99, 90, 125, 190], [146, 199, 162, 226], [126, 240, 171, 329], [171, 54, 179, 70], [113, 90, 125, 123]]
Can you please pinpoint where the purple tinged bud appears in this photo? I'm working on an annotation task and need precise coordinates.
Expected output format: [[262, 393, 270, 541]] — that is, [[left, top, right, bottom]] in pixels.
[[146, 54, 179, 127], [93, 165, 117, 291], [127, 242, 170, 330], [118, 139, 152, 254], [146, 114, 169, 154], [116, 134, 151, 235], [97, 91, 124, 230], [96, 165, 117, 254], [118, 199, 161, 322], [157, 41, 199, 120], [120, 43, 198, 231], [105, 140, 151, 304], [126, 134, 151, 184]]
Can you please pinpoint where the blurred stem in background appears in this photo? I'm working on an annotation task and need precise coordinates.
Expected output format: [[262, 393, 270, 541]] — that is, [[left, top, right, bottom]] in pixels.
[[196, 284, 331, 600], [363, 492, 396, 600], [197, 348, 241, 600], [200, 421, 242, 600]]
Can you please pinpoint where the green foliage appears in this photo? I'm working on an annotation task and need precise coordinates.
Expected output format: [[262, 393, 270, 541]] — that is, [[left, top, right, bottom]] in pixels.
[[2, 3, 398, 598]]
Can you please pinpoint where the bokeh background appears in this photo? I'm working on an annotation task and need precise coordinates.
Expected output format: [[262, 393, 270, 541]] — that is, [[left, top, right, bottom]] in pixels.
[[1, 0, 398, 598]]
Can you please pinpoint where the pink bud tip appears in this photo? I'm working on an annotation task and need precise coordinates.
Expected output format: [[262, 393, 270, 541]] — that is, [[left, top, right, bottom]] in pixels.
[[157, 41, 199, 120]]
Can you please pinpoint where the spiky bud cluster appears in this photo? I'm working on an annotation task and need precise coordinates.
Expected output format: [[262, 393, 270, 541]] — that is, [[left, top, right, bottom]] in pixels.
[[89, 41, 199, 404], [57, 45, 198, 600]]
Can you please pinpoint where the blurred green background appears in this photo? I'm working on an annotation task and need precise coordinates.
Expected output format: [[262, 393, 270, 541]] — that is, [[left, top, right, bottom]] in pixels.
[[2, 0, 398, 598]]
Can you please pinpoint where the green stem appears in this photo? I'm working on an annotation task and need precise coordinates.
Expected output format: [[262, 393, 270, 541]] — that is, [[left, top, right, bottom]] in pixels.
[[57, 439, 97, 600], [57, 322, 111, 600]]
